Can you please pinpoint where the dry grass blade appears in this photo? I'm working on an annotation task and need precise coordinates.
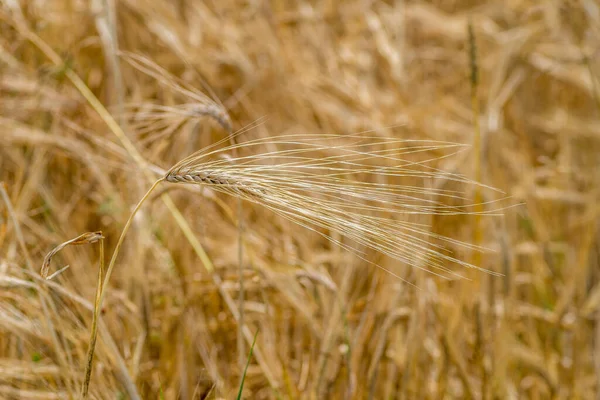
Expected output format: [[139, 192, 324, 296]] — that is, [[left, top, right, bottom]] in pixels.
[[165, 133, 506, 279], [40, 232, 104, 279]]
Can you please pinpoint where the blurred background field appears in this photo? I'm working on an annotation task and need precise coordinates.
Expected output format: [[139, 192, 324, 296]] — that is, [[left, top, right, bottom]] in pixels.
[[1, 0, 600, 399]]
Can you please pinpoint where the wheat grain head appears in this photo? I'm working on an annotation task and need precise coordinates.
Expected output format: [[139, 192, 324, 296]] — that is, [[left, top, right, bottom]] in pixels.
[[165, 132, 506, 279]]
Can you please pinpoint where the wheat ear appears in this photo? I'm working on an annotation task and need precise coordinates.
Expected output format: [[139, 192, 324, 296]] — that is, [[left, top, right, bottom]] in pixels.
[[164, 133, 505, 279]]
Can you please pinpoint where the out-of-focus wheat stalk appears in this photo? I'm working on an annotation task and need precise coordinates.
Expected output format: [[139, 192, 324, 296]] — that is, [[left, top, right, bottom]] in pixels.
[[120, 52, 233, 136]]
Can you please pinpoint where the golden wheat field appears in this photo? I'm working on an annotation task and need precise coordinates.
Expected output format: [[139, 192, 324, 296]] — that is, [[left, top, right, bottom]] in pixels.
[[1, 0, 600, 399]]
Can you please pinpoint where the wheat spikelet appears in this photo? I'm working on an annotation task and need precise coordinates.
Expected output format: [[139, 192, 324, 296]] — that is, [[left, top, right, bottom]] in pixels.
[[165, 132, 505, 279]]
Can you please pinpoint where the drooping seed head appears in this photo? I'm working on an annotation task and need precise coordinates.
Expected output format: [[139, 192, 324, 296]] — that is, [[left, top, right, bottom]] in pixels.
[[163, 132, 509, 279]]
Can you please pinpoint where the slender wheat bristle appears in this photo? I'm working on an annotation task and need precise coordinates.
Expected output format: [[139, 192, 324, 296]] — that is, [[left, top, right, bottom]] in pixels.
[[165, 132, 507, 278]]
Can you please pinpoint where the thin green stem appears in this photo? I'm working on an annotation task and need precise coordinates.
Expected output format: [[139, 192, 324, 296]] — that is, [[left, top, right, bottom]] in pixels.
[[81, 238, 105, 398]]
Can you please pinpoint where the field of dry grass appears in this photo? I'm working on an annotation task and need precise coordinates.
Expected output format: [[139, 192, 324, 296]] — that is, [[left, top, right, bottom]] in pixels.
[[1, 1, 600, 399]]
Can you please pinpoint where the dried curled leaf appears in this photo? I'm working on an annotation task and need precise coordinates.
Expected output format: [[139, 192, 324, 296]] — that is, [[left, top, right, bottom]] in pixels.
[[40, 231, 104, 279]]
